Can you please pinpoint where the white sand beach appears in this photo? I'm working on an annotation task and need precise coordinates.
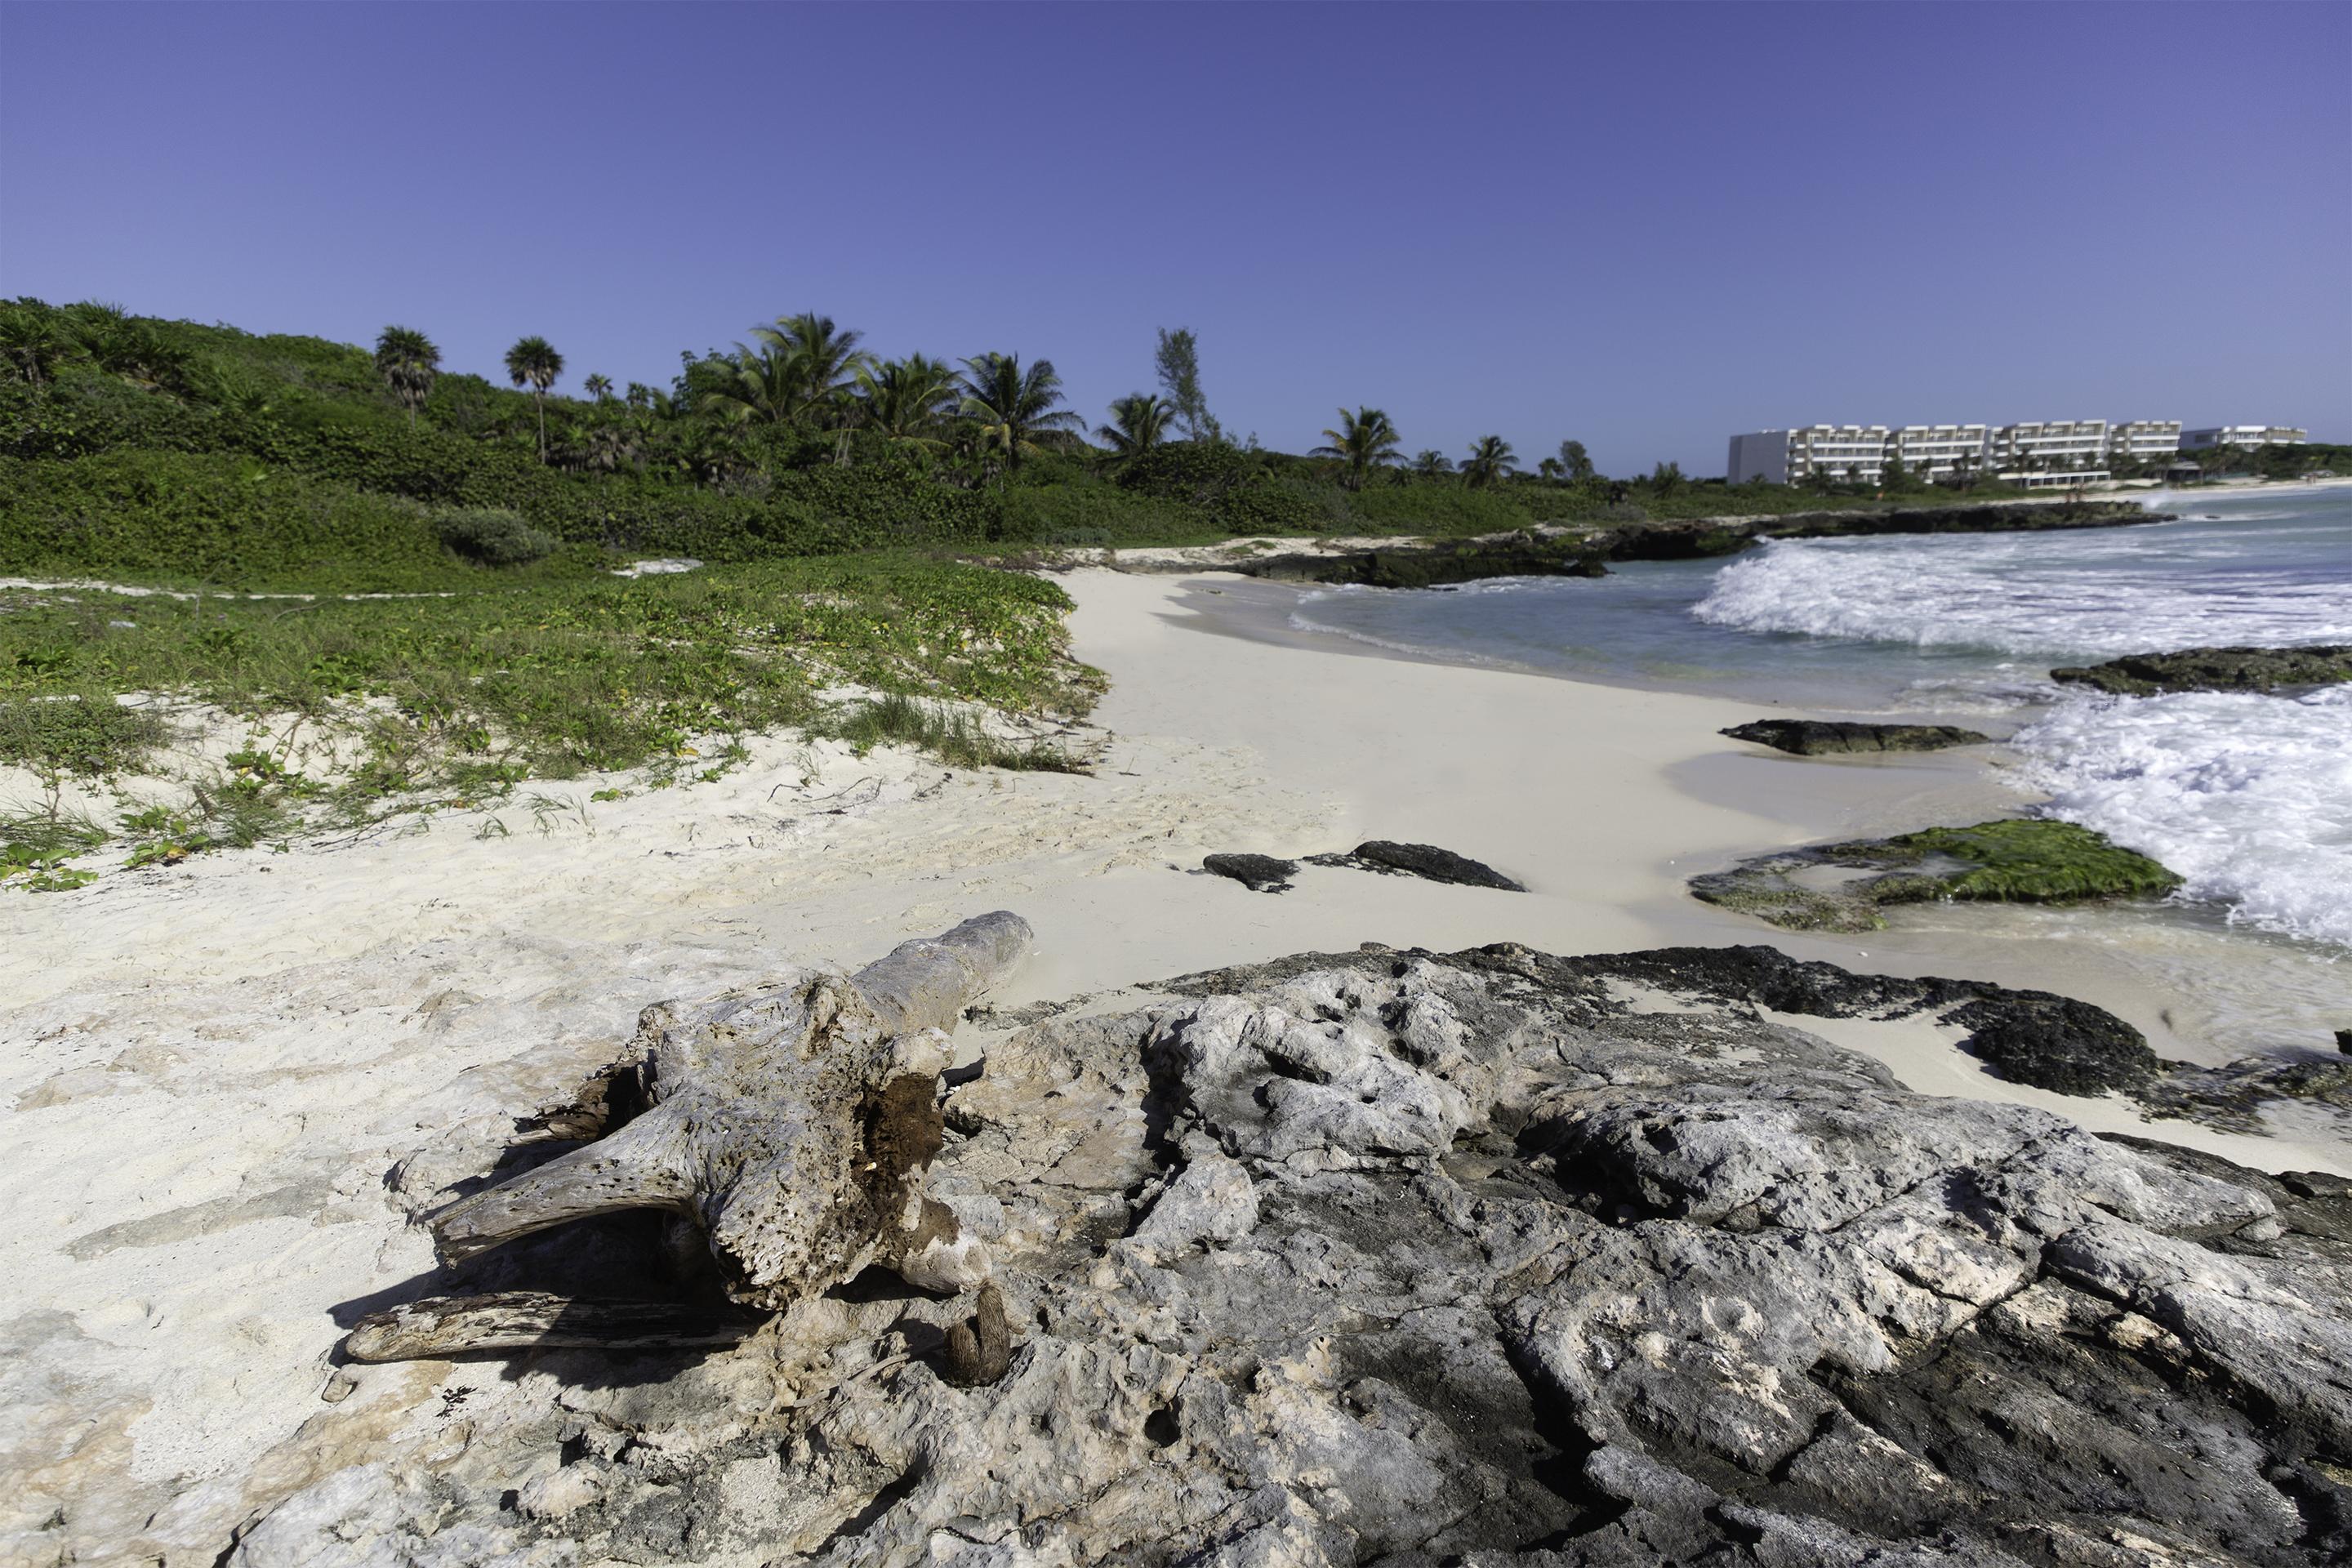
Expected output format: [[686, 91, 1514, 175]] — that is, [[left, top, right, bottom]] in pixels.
[[4, 568, 2346, 1564]]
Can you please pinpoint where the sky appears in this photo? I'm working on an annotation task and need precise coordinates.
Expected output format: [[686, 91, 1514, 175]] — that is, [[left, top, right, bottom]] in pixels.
[[2, 2, 2347, 475]]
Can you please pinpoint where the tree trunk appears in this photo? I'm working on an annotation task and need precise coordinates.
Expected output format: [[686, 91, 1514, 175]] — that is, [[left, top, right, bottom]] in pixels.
[[427, 912, 1031, 1309]]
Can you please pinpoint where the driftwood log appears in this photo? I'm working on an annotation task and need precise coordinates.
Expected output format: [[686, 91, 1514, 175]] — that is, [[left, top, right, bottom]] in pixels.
[[351, 913, 1031, 1363]]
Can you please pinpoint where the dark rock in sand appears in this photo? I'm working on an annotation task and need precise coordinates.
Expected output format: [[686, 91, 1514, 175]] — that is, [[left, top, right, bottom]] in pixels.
[[1307, 839, 1526, 890], [2139, 1051, 2352, 1134], [1201, 852, 1298, 893], [2339, 1027, 2352, 1056], [1722, 718, 1992, 755], [1567, 942, 2161, 1095], [2051, 643, 2352, 696], [1944, 991, 2160, 1097]]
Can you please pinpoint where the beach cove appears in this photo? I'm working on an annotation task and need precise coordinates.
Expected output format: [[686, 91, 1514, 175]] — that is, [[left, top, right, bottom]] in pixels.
[[7, 558, 2349, 1563]]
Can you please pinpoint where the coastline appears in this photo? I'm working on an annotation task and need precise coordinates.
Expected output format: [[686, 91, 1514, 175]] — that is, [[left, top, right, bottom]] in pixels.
[[3, 566, 2346, 1562]]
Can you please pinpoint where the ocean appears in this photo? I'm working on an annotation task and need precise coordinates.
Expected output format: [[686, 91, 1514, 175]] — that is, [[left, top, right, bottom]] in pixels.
[[1289, 486, 2352, 965]]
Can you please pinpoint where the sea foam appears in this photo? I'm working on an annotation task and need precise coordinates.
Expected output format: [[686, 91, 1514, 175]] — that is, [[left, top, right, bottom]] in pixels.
[[2016, 687, 2352, 949]]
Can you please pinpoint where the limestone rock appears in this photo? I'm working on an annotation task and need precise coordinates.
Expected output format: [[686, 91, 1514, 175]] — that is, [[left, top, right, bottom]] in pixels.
[[230, 940, 2352, 1567]]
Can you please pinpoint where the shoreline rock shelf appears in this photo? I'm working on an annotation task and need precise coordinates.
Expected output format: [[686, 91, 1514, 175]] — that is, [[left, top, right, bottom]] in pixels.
[[238, 938, 2352, 1566], [1098, 499, 2161, 590], [2051, 643, 2352, 696]]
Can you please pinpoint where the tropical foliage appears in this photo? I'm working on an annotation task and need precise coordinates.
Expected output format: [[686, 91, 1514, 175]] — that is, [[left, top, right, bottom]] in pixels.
[[1098, 394, 1176, 462], [956, 352, 1082, 478], [373, 326, 439, 429], [0, 296, 1993, 596], [504, 335, 564, 460], [1462, 435, 1516, 489], [1312, 407, 1404, 490]]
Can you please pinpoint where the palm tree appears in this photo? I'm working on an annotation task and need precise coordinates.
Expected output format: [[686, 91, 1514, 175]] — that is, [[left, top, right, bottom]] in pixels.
[[693, 343, 804, 427], [505, 335, 564, 460], [751, 312, 869, 426], [583, 372, 612, 401], [1312, 407, 1403, 491], [1412, 449, 1454, 479], [0, 302, 71, 387], [956, 352, 1082, 477], [853, 354, 960, 449], [373, 326, 441, 428], [1462, 434, 1517, 489], [1537, 457, 1565, 483], [1098, 393, 1176, 462]]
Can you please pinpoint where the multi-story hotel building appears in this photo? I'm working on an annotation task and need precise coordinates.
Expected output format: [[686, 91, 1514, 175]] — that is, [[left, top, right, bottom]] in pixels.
[[1726, 417, 2207, 486], [1989, 421, 2107, 471], [1890, 425, 1990, 483], [2182, 425, 2307, 449], [2107, 421, 2183, 464], [1726, 425, 1890, 485]]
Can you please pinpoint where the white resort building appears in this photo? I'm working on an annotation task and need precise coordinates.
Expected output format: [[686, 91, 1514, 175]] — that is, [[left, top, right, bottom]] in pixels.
[[1891, 425, 1990, 483], [2182, 425, 2307, 450], [2109, 421, 2185, 464], [1726, 425, 1890, 486], [1724, 416, 2223, 487], [1989, 421, 2109, 488]]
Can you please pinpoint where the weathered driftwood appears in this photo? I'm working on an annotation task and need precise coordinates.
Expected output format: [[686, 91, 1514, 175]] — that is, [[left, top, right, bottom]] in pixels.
[[345, 1291, 765, 1362], [429, 912, 1031, 1309]]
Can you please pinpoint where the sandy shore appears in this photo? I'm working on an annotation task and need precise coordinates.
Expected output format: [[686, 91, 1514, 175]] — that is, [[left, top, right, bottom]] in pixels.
[[3, 567, 2346, 1563]]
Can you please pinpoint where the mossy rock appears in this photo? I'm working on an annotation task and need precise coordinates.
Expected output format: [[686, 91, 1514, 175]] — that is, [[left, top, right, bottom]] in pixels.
[[1692, 819, 2181, 933], [1886, 821, 2183, 903]]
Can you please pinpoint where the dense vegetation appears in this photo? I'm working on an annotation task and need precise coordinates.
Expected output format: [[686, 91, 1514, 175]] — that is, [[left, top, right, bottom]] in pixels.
[[2198, 440, 2352, 482], [1, 297, 1950, 590]]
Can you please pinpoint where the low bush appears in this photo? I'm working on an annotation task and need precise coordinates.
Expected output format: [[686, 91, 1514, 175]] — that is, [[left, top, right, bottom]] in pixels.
[[436, 506, 556, 566]]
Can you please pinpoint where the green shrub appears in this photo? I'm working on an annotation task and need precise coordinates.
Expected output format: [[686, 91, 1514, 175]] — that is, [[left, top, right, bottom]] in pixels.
[[436, 506, 556, 566]]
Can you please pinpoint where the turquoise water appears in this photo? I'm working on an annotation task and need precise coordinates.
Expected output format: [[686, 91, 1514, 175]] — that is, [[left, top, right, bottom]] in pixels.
[[1290, 487, 2352, 715]]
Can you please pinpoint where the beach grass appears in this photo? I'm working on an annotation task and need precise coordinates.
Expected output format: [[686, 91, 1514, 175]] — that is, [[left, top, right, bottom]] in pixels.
[[0, 554, 1100, 866]]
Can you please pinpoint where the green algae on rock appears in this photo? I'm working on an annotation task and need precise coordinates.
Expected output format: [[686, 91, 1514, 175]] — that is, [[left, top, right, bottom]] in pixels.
[[1691, 819, 2183, 933]]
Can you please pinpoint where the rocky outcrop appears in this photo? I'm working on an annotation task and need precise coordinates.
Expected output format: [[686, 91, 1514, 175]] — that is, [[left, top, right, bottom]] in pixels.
[[1306, 840, 1526, 890], [1205, 841, 1528, 893], [1188, 502, 2158, 590], [1693, 818, 2181, 934], [1722, 719, 1992, 755], [1236, 533, 1609, 589], [1202, 853, 1298, 893], [225, 940, 2350, 1567], [2051, 644, 2352, 696]]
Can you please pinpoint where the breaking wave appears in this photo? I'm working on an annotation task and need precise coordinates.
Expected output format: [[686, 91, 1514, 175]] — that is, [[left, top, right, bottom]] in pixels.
[[1690, 531, 2352, 657], [2016, 687, 2352, 949]]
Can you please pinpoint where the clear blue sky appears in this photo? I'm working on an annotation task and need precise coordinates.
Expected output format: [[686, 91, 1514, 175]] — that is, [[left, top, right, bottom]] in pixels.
[[3, 2, 2346, 474]]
